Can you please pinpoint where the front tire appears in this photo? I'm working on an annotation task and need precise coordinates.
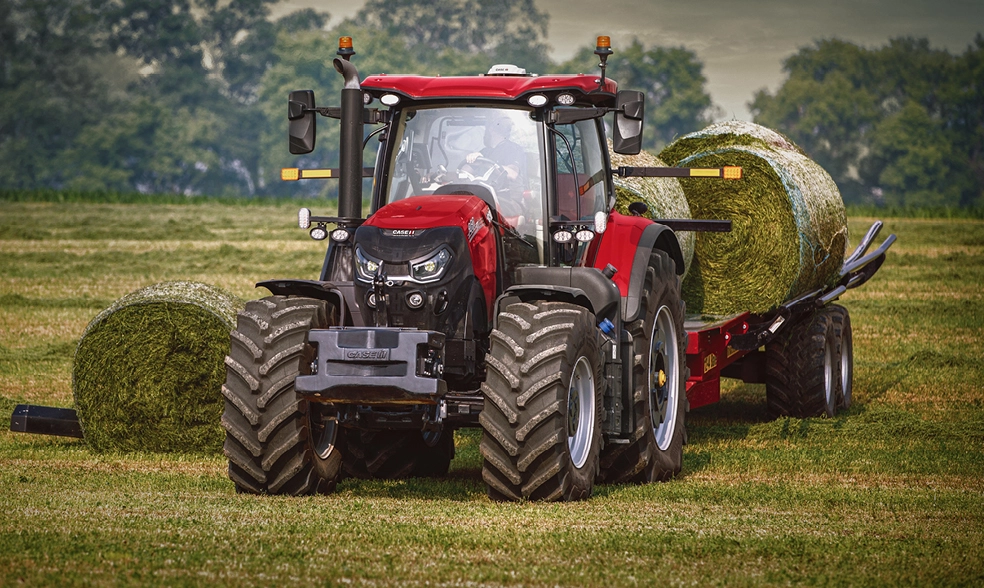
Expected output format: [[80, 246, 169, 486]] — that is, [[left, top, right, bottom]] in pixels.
[[480, 301, 603, 501], [222, 296, 343, 495], [600, 250, 688, 483]]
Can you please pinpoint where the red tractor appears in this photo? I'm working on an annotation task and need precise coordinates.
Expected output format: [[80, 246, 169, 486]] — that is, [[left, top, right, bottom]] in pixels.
[[220, 36, 893, 501]]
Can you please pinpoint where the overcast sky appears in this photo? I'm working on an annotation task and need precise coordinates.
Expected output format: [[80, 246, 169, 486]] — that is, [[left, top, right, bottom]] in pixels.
[[277, 0, 983, 120]]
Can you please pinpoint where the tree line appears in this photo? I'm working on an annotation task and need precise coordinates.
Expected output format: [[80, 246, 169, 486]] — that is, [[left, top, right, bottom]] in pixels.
[[1, 0, 980, 206], [752, 36, 983, 207]]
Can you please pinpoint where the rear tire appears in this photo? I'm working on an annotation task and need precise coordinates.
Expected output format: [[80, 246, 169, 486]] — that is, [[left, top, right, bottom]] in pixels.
[[343, 428, 455, 479], [222, 296, 343, 495], [766, 307, 839, 419], [480, 301, 603, 501], [600, 250, 688, 483]]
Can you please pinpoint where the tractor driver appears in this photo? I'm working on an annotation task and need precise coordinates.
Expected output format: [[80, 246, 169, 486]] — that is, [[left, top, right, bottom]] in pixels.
[[462, 115, 527, 219]]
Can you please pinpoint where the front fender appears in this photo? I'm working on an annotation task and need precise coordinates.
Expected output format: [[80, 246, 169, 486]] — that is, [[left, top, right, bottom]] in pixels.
[[256, 279, 351, 322], [494, 266, 621, 328]]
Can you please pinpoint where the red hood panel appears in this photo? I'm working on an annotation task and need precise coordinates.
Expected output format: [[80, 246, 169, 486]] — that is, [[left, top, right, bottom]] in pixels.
[[366, 195, 489, 231]]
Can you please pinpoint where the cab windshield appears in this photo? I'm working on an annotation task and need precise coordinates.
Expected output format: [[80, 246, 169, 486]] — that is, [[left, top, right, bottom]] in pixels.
[[383, 105, 544, 256]]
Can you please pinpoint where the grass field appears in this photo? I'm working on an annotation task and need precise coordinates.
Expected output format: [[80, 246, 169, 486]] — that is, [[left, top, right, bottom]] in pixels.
[[1, 201, 982, 586]]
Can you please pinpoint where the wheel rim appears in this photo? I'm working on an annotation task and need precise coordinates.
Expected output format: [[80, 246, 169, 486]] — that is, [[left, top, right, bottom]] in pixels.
[[841, 328, 853, 408], [650, 305, 679, 451], [567, 356, 595, 469], [824, 334, 835, 414], [310, 407, 338, 461]]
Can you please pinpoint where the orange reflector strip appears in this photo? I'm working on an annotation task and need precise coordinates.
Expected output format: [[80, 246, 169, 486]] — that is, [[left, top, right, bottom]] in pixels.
[[281, 168, 299, 181], [301, 169, 334, 179], [723, 166, 742, 179], [689, 168, 722, 177]]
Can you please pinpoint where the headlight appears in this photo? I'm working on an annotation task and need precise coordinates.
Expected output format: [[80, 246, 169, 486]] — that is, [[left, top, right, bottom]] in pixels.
[[410, 247, 452, 283], [355, 246, 382, 281]]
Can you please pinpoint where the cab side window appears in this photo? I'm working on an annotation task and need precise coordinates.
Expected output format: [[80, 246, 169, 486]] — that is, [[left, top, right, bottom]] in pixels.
[[553, 119, 609, 221]]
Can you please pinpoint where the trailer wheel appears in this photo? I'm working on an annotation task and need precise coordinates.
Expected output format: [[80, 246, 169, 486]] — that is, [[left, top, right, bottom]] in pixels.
[[765, 307, 839, 419], [600, 250, 688, 483], [222, 296, 343, 495], [480, 301, 602, 501], [343, 428, 454, 479], [829, 305, 853, 409]]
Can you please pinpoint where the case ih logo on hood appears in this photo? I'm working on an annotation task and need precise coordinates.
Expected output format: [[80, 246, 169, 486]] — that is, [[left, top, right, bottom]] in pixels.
[[386, 229, 416, 237]]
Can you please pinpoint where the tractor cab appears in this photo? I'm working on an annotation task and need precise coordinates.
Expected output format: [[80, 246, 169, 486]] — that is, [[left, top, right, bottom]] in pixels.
[[370, 99, 613, 286]]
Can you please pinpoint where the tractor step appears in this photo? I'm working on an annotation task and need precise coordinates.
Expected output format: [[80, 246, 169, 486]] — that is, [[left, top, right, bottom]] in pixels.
[[9, 404, 83, 438]]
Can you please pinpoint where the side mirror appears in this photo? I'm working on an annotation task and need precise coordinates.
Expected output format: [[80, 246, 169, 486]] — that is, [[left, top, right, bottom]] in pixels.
[[288, 90, 316, 154], [613, 90, 644, 155]]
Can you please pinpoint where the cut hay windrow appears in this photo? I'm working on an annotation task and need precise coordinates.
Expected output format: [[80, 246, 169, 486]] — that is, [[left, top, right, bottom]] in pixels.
[[73, 281, 244, 453], [609, 145, 695, 277], [660, 121, 848, 315]]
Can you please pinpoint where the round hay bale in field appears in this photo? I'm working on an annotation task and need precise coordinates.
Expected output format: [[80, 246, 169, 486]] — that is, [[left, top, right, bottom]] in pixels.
[[660, 121, 848, 315], [72, 281, 244, 453], [609, 146, 695, 277]]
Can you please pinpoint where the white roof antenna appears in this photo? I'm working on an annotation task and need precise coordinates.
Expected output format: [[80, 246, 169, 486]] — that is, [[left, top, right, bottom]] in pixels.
[[486, 64, 528, 76]]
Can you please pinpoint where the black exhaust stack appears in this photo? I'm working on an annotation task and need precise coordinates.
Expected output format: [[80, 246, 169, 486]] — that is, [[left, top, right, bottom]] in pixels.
[[333, 52, 363, 221]]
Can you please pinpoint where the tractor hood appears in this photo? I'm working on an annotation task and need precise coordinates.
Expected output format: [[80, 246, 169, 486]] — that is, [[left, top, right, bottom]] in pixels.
[[359, 195, 497, 323], [365, 195, 491, 232]]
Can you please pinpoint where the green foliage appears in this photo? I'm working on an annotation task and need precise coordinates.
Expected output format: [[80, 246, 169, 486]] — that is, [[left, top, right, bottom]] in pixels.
[[353, 0, 552, 74], [0, 0, 328, 197], [861, 101, 964, 206], [1, 0, 720, 200], [752, 36, 984, 207]]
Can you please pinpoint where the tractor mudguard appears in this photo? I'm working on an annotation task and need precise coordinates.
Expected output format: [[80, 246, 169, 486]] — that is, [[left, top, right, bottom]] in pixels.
[[494, 266, 621, 328], [258, 279, 367, 327], [257, 279, 342, 301], [623, 223, 684, 323], [592, 213, 684, 324]]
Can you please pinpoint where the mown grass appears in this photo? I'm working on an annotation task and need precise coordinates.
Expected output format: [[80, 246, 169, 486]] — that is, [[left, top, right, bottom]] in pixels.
[[0, 201, 982, 586]]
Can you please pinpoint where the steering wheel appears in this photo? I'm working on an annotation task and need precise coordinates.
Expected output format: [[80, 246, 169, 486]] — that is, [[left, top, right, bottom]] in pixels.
[[458, 156, 505, 183]]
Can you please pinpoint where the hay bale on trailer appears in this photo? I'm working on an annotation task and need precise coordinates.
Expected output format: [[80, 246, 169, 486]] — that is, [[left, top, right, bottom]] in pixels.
[[660, 121, 848, 315], [73, 281, 244, 453], [610, 146, 695, 277]]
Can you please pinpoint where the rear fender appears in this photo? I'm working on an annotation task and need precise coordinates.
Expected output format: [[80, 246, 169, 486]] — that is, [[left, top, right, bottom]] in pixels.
[[595, 216, 682, 324], [623, 226, 683, 323]]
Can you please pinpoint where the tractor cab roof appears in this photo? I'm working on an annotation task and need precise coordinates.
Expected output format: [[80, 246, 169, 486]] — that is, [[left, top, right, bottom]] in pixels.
[[361, 73, 618, 107]]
